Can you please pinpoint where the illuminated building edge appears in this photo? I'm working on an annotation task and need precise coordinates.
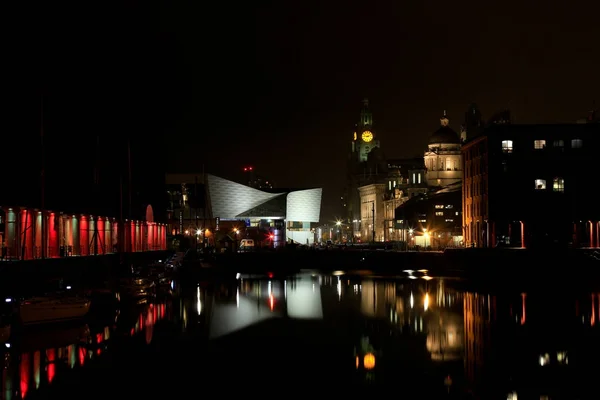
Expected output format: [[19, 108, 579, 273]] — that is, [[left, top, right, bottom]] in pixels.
[[206, 174, 322, 244]]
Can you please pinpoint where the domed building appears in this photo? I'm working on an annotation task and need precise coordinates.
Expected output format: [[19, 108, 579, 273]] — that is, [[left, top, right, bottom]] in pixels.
[[424, 112, 463, 187]]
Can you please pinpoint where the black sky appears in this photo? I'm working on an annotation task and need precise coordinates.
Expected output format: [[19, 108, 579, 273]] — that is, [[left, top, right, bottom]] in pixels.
[[6, 1, 600, 222]]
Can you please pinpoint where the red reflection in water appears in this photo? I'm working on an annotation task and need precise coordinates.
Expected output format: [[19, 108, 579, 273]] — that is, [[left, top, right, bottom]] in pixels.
[[20, 353, 29, 399], [520, 293, 526, 325], [130, 303, 167, 341], [269, 293, 274, 311], [78, 347, 86, 366], [592, 294, 596, 327], [46, 349, 55, 383]]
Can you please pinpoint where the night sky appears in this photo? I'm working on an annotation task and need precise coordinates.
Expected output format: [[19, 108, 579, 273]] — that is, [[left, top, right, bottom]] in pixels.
[[6, 1, 600, 222]]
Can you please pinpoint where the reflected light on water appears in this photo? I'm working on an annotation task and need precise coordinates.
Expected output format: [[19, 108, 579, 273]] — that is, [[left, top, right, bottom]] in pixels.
[[364, 353, 375, 370], [197, 287, 202, 316], [520, 293, 526, 325], [287, 276, 323, 319], [424, 293, 430, 311], [410, 292, 414, 309], [4, 302, 166, 400]]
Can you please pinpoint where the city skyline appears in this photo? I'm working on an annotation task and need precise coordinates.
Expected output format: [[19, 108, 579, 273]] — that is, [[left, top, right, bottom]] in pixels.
[[5, 1, 600, 223]]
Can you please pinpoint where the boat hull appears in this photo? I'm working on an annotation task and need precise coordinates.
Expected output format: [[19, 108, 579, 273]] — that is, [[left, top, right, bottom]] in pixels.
[[20, 299, 91, 325]]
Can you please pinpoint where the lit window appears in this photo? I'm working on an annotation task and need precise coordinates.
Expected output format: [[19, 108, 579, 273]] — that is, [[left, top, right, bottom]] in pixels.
[[418, 219, 426, 223], [412, 173, 416, 183], [534, 179, 546, 190], [435, 211, 444, 216], [418, 174, 422, 184], [571, 139, 583, 148], [455, 211, 459, 216], [553, 140, 564, 147], [445, 204, 453, 209], [534, 140, 546, 149], [435, 205, 444, 209], [553, 177, 564, 192], [501, 140, 513, 153], [445, 219, 454, 222]]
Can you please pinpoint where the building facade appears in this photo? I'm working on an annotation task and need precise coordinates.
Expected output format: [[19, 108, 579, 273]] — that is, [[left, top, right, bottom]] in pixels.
[[395, 184, 463, 249], [462, 122, 600, 248], [424, 112, 463, 187], [358, 183, 386, 242], [206, 174, 322, 246]]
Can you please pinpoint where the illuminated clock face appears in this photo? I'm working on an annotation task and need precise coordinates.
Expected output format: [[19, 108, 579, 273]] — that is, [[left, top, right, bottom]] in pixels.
[[353, 132, 357, 141], [362, 130, 373, 142]]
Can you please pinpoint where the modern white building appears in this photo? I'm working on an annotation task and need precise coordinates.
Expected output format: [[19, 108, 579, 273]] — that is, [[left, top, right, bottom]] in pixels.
[[206, 174, 322, 245]]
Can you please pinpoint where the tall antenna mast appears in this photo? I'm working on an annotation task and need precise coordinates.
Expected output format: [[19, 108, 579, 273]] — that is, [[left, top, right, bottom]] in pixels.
[[127, 138, 132, 219], [40, 95, 46, 260]]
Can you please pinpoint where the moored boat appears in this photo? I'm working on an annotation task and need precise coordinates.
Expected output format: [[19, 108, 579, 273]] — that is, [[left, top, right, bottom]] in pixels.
[[118, 277, 156, 298], [20, 296, 91, 325]]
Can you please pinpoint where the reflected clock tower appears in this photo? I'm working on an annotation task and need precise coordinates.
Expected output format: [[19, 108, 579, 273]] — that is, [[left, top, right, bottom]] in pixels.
[[352, 98, 380, 162]]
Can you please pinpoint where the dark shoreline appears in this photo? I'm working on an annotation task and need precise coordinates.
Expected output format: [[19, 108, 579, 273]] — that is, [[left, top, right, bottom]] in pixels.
[[0, 251, 172, 294], [2, 248, 599, 293]]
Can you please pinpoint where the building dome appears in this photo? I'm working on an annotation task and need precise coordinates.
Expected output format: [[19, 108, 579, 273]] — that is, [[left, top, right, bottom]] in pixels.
[[428, 126, 460, 144], [428, 111, 460, 144]]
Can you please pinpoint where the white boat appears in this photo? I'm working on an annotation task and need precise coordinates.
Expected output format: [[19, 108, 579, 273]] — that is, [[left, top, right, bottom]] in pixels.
[[20, 296, 91, 325]]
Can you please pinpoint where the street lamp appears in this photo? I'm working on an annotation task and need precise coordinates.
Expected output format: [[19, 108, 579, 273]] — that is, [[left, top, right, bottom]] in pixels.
[[336, 220, 342, 243]]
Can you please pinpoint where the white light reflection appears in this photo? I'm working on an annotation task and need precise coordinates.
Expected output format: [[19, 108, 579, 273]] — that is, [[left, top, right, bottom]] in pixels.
[[424, 293, 429, 311], [236, 287, 240, 308], [410, 292, 414, 308], [286, 274, 323, 319], [196, 286, 202, 315], [284, 280, 287, 299], [337, 277, 342, 300]]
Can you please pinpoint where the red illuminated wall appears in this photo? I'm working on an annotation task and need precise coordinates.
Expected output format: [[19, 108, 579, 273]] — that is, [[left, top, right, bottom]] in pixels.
[[1, 207, 167, 260]]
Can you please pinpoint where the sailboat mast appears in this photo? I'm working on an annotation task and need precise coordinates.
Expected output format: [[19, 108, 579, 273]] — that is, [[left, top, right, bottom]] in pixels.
[[40, 95, 46, 260], [127, 138, 132, 220]]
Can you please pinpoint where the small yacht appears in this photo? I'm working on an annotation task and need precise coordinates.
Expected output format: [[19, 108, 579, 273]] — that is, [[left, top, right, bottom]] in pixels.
[[118, 277, 156, 298], [20, 295, 91, 325]]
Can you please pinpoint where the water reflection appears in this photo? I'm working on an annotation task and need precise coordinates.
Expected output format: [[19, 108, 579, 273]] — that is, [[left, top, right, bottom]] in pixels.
[[3, 273, 600, 397], [0, 301, 168, 399]]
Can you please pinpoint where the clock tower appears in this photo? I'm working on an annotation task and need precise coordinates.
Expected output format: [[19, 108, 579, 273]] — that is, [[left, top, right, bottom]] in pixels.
[[352, 98, 380, 162]]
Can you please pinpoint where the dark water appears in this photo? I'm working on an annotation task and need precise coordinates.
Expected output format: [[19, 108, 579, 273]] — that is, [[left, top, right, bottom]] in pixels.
[[2, 271, 600, 399]]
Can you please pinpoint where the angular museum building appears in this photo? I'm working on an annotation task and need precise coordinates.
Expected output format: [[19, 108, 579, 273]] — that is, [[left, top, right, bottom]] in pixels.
[[206, 174, 322, 245]]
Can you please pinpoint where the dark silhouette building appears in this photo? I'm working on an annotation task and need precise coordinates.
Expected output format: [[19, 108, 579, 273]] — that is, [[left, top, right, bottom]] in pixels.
[[462, 122, 600, 248], [395, 184, 463, 249]]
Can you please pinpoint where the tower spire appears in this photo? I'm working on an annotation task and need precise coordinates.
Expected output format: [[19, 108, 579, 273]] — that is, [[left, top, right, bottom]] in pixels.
[[440, 110, 449, 127], [359, 98, 373, 127]]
